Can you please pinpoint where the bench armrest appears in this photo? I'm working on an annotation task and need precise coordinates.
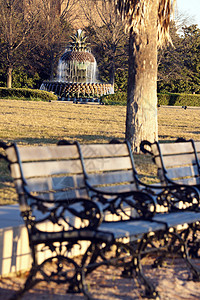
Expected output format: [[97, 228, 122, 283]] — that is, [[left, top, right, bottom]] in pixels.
[[86, 180, 156, 220], [22, 186, 103, 231], [140, 140, 153, 156]]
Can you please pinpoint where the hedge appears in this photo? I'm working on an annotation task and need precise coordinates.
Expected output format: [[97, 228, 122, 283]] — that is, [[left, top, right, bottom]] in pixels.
[[0, 87, 57, 101], [157, 93, 200, 106], [101, 92, 200, 107], [101, 92, 127, 106]]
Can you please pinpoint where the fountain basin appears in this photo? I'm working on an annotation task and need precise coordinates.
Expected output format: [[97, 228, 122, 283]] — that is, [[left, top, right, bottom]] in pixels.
[[40, 81, 112, 103]]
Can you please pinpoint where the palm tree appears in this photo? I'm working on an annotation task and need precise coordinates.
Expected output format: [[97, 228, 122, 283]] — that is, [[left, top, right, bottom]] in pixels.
[[114, 0, 176, 152]]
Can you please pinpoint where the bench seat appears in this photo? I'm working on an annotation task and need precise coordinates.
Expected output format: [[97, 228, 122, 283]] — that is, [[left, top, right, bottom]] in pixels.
[[99, 211, 200, 241], [153, 211, 200, 228]]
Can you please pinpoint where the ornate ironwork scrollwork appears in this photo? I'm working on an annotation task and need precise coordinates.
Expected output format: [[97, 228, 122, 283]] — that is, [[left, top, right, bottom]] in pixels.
[[24, 196, 102, 232], [156, 185, 200, 212], [91, 190, 156, 221]]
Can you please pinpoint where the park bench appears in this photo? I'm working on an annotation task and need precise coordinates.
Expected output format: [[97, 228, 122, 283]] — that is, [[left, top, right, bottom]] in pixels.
[[140, 139, 200, 206], [76, 140, 200, 292], [0, 140, 200, 300], [140, 139, 200, 187], [140, 139, 200, 258]]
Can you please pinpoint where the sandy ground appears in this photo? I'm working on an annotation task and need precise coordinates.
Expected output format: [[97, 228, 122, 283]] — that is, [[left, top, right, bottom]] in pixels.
[[0, 257, 200, 300]]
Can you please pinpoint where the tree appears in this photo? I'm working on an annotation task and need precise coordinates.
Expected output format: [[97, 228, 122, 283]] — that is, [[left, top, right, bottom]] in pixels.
[[0, 0, 78, 88], [115, 0, 176, 152], [81, 0, 129, 90], [157, 20, 183, 92], [31, 0, 79, 81], [0, 0, 41, 88], [158, 24, 200, 94]]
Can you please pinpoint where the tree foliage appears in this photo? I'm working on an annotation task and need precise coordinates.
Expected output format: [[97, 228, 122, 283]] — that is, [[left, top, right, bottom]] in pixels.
[[0, 0, 42, 87], [158, 24, 200, 94], [81, 0, 129, 89], [0, 0, 77, 88]]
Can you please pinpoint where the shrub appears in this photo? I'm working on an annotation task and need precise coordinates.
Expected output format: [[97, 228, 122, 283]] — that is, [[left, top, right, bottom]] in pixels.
[[157, 93, 200, 107], [101, 92, 127, 105], [0, 88, 57, 101], [101, 92, 200, 107]]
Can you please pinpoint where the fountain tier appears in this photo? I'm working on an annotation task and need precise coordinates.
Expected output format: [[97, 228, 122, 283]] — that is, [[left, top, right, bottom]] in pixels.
[[40, 81, 112, 101]]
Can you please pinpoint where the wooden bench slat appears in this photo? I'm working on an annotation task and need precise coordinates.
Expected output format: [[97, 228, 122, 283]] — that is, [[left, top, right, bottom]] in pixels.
[[99, 219, 166, 240], [154, 211, 200, 228], [87, 170, 134, 186], [81, 143, 129, 158], [154, 154, 197, 169], [16, 175, 85, 193], [159, 142, 194, 155], [92, 183, 137, 194], [11, 160, 83, 179], [175, 177, 200, 185], [10, 164, 21, 180], [84, 156, 132, 173], [151, 143, 160, 156], [14, 179, 88, 201], [161, 153, 197, 168], [6, 145, 79, 163], [166, 165, 199, 180]]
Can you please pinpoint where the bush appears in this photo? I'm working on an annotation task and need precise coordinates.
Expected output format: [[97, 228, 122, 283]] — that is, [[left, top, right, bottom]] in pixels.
[[0, 87, 57, 101], [158, 93, 200, 106], [101, 92, 127, 105], [102, 92, 200, 107]]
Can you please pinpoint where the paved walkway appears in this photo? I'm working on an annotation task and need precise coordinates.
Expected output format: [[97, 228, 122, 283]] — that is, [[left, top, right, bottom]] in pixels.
[[1, 259, 200, 300], [0, 204, 23, 229]]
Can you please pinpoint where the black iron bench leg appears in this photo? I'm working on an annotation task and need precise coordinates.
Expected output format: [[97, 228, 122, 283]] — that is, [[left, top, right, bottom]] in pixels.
[[81, 241, 144, 299], [84, 240, 160, 299], [8, 265, 39, 300], [133, 255, 159, 299], [165, 230, 200, 281], [181, 223, 200, 259], [9, 254, 86, 300], [175, 232, 200, 281]]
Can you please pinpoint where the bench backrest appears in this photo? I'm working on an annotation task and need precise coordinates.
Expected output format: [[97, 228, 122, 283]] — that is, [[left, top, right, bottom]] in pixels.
[[142, 140, 200, 186], [194, 141, 200, 167], [5, 143, 88, 211], [78, 141, 140, 195], [3, 140, 158, 223]]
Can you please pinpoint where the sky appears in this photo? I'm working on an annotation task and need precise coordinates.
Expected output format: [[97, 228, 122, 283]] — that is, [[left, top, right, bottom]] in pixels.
[[176, 0, 200, 28]]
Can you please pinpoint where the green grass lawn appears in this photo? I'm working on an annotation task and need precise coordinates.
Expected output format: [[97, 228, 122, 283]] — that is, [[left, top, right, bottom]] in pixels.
[[0, 99, 200, 204]]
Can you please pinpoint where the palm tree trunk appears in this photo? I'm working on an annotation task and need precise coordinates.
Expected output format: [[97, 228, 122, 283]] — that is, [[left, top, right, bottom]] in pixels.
[[125, 0, 158, 152]]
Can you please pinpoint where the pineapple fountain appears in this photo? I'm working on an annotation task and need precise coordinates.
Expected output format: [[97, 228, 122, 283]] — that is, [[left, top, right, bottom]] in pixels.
[[40, 30, 113, 103]]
